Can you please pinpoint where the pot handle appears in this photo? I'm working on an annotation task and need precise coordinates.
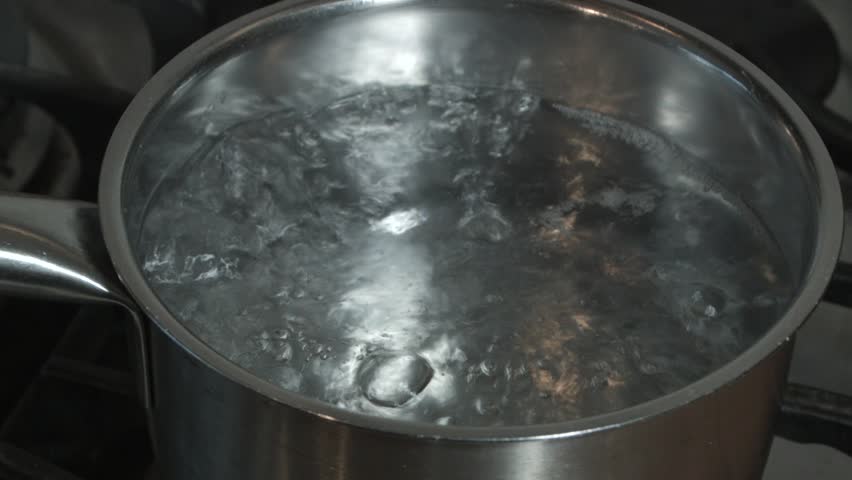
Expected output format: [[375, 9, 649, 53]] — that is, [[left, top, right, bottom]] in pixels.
[[0, 193, 153, 410]]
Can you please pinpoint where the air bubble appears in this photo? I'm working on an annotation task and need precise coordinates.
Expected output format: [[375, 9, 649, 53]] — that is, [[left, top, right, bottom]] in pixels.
[[357, 353, 434, 408]]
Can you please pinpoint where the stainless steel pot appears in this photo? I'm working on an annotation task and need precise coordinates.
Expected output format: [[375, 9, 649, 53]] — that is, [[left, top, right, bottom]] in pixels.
[[0, 0, 843, 478]]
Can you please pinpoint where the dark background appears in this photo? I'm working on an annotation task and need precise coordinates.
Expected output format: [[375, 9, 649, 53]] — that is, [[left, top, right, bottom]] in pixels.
[[0, 1, 850, 479]]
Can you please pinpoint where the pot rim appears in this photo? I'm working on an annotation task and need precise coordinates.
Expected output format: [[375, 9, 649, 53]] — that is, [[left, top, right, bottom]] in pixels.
[[99, 0, 843, 441]]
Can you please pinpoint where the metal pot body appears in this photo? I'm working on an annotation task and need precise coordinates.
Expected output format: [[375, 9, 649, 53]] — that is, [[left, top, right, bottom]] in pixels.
[[0, 1, 843, 479], [150, 325, 792, 480]]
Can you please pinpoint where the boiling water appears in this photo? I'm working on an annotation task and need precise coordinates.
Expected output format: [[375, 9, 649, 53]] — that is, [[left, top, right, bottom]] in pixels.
[[138, 85, 793, 426]]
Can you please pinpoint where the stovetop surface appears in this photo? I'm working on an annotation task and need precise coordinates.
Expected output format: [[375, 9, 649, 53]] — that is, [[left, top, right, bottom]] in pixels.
[[1, 0, 852, 479]]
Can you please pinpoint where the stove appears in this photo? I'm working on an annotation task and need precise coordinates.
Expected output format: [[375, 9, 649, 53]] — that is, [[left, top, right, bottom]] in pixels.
[[1, 1, 851, 479]]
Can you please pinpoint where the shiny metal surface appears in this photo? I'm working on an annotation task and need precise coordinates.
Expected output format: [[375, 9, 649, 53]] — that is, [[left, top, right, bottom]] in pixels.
[[0, 195, 119, 301], [0, 194, 152, 409], [0, 0, 843, 478], [151, 327, 793, 479], [153, 324, 791, 480], [104, 0, 839, 475]]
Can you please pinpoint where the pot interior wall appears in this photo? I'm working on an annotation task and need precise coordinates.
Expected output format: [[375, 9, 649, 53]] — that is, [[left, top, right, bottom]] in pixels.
[[124, 1, 817, 283]]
